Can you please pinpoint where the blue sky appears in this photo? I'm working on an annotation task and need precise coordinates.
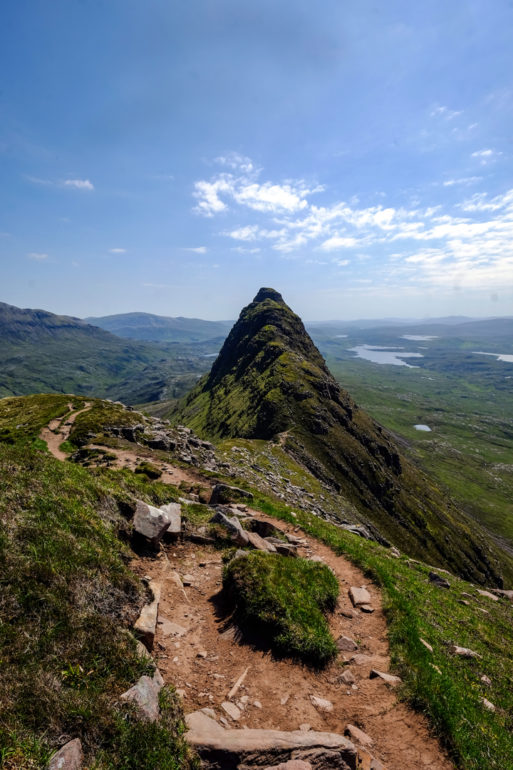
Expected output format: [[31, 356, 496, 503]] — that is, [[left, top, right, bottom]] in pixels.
[[1, 0, 513, 320]]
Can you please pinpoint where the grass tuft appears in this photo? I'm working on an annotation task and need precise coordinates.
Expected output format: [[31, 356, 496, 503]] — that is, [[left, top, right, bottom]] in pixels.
[[223, 551, 339, 666]]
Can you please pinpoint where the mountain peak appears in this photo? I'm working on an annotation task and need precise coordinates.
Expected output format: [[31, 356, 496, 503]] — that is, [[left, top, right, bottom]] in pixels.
[[252, 287, 284, 304], [174, 289, 502, 585]]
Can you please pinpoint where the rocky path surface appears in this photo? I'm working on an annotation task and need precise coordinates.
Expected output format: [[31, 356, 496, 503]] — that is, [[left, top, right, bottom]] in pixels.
[[39, 402, 91, 460], [133, 508, 453, 770], [39, 411, 454, 768]]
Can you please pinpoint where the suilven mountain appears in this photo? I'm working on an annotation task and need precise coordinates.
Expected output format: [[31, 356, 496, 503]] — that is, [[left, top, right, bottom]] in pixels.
[[174, 288, 510, 585]]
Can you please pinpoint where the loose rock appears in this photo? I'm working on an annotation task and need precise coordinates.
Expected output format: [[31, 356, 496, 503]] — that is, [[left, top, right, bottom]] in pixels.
[[344, 724, 373, 747], [336, 636, 358, 652], [349, 586, 371, 607], [369, 669, 401, 685], [310, 695, 333, 713], [48, 739, 83, 770]]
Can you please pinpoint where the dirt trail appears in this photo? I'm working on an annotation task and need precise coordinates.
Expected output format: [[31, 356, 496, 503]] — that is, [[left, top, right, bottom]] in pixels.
[[40, 411, 453, 767], [133, 509, 453, 770], [85, 444, 205, 487], [39, 403, 92, 460]]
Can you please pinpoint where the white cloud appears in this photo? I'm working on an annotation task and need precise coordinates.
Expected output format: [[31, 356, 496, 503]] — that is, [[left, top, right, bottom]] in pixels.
[[430, 105, 462, 120], [63, 178, 94, 191], [109, 247, 126, 254], [231, 246, 261, 254], [215, 153, 255, 174], [183, 246, 207, 254], [224, 225, 259, 241], [27, 252, 48, 260], [26, 175, 94, 190], [442, 177, 481, 187], [320, 236, 357, 251], [471, 149, 502, 165]]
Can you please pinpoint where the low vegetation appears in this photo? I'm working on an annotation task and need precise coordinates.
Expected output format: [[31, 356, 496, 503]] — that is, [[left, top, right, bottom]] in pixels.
[[244, 489, 513, 770], [0, 437, 195, 768], [223, 551, 339, 666]]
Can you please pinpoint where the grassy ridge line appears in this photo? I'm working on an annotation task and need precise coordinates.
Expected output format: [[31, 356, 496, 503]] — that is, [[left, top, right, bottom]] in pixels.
[[0, 442, 196, 769], [237, 489, 513, 769]]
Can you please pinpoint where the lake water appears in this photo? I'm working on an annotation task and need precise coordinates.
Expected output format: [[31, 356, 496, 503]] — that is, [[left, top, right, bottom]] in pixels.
[[401, 335, 438, 341], [473, 351, 513, 363], [414, 424, 432, 432], [349, 344, 424, 367]]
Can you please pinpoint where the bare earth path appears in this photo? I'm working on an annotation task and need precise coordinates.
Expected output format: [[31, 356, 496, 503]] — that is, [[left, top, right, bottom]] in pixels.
[[39, 412, 454, 768], [133, 509, 453, 770], [39, 402, 92, 460]]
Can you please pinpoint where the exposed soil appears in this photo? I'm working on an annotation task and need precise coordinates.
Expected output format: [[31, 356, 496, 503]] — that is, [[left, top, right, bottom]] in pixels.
[[40, 411, 454, 768], [39, 403, 92, 460], [133, 509, 454, 770]]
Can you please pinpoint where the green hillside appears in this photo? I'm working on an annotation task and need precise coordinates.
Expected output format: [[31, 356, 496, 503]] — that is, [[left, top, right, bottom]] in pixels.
[[173, 288, 512, 586]]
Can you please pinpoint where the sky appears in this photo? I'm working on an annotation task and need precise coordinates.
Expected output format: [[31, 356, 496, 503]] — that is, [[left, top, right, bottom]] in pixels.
[[1, 0, 513, 321]]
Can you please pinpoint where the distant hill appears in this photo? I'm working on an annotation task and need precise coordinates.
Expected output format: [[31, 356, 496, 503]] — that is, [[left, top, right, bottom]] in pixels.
[[87, 311, 233, 343], [0, 302, 210, 403], [172, 288, 508, 585]]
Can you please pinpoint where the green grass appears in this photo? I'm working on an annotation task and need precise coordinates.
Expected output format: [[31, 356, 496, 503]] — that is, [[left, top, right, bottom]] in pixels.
[[0, 442, 195, 769], [242, 489, 513, 769], [223, 551, 339, 666]]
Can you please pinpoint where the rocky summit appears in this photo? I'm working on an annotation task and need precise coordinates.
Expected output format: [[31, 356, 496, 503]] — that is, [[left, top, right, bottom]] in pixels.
[[175, 288, 505, 585]]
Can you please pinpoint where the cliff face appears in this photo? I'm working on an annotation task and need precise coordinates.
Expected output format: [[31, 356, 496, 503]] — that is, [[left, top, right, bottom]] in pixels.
[[175, 288, 504, 585]]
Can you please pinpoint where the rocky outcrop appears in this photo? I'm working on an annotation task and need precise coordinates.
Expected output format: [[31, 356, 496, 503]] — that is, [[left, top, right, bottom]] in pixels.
[[210, 484, 254, 505]]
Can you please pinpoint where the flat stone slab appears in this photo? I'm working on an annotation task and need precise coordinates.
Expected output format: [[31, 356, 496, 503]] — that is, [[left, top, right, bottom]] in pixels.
[[185, 712, 357, 767], [48, 739, 83, 770], [134, 580, 161, 651], [246, 530, 277, 552], [158, 617, 187, 637], [450, 645, 481, 659], [477, 589, 499, 601], [348, 587, 371, 607], [337, 636, 358, 652]]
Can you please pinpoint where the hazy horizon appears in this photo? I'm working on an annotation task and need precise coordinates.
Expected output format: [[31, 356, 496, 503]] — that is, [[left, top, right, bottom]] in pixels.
[[2, 1, 513, 320]]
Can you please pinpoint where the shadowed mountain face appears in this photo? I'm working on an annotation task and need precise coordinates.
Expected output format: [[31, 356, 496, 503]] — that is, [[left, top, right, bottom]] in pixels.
[[176, 288, 509, 585]]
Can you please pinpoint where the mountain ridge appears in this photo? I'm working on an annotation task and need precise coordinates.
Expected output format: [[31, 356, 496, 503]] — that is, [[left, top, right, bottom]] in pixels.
[[173, 288, 510, 585]]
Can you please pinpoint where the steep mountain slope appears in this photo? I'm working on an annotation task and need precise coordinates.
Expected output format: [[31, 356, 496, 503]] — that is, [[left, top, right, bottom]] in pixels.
[[174, 288, 510, 585], [0, 302, 210, 403], [87, 311, 232, 343]]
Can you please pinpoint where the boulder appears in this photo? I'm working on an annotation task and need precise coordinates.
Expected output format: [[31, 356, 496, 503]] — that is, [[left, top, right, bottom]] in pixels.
[[160, 502, 182, 535], [428, 572, 450, 589], [222, 701, 241, 721], [341, 525, 373, 540], [48, 739, 83, 770], [210, 510, 249, 546], [120, 671, 163, 722], [185, 711, 357, 769], [348, 587, 371, 607], [134, 580, 161, 651], [491, 588, 513, 600], [246, 530, 277, 552], [339, 669, 355, 685], [210, 484, 254, 505], [133, 500, 180, 546]]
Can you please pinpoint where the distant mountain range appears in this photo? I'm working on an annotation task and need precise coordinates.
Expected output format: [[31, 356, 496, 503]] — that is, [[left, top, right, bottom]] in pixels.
[[86, 311, 233, 343], [0, 302, 211, 403]]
